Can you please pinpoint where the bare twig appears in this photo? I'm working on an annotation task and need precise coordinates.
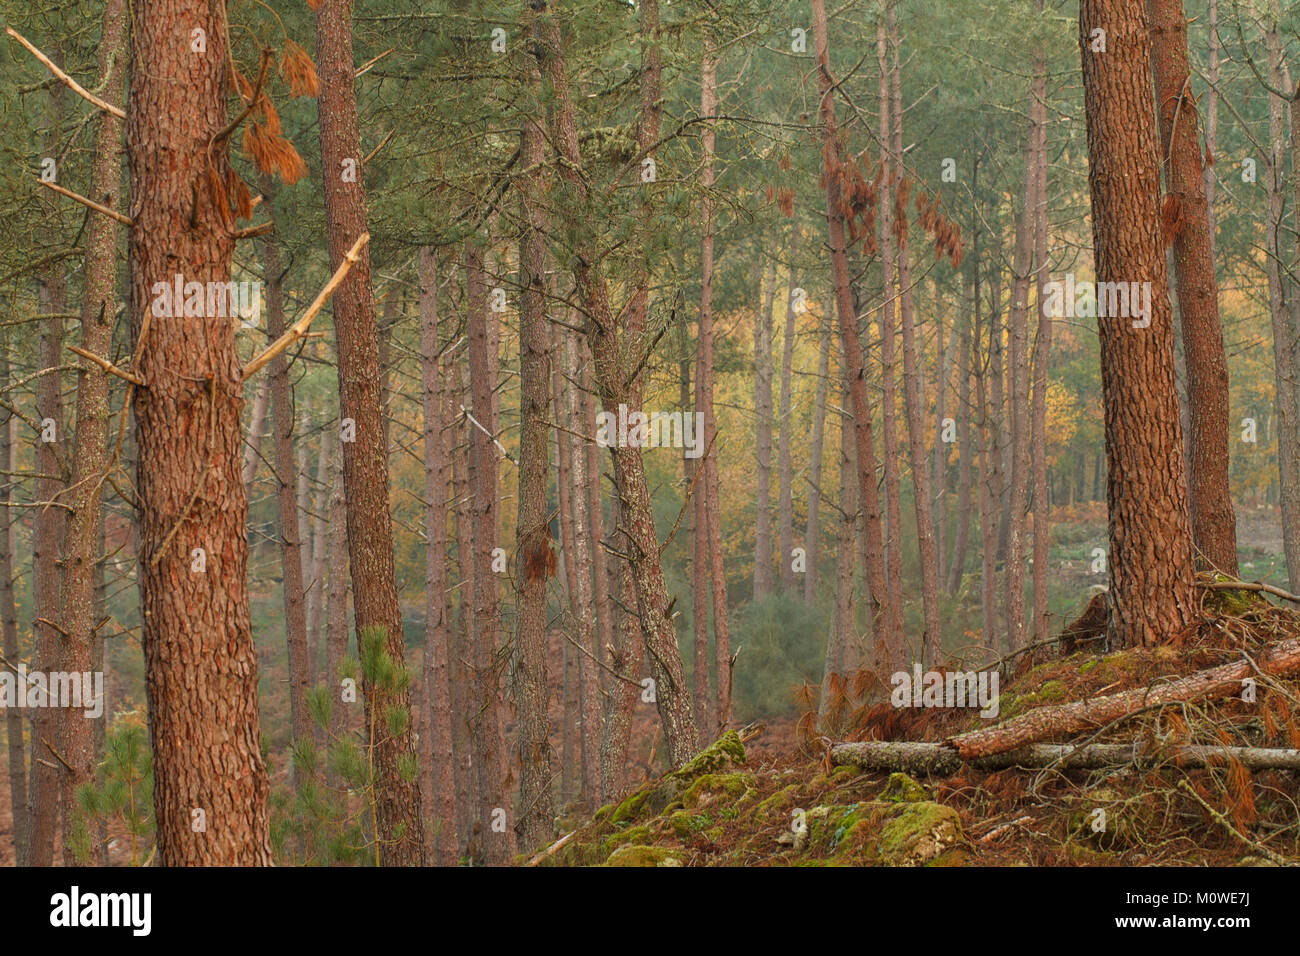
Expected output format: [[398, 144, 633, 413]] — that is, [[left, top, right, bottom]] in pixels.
[[6, 27, 126, 118]]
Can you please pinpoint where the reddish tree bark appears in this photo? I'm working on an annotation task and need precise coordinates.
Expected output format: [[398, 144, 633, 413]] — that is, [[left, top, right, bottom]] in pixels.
[[1147, 0, 1237, 576], [1078, 0, 1197, 647], [128, 0, 271, 864], [315, 0, 425, 863]]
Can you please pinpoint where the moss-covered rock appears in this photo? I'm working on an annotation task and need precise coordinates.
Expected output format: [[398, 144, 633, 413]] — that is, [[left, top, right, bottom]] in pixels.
[[878, 801, 964, 866], [680, 771, 757, 810], [670, 731, 746, 782], [881, 772, 931, 803], [754, 784, 800, 822], [604, 845, 684, 867]]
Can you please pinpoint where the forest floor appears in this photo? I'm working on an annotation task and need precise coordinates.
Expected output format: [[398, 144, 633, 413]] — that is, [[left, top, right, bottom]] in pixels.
[[537, 583, 1300, 867]]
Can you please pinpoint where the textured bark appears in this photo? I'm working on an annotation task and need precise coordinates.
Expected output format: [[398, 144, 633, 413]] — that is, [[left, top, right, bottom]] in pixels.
[[464, 244, 512, 862], [948, 637, 1300, 760], [821, 373, 860, 724], [27, 80, 68, 868], [262, 193, 311, 770], [531, 0, 699, 768], [753, 259, 776, 602], [449, 361, 477, 858], [1204, 0, 1220, 265], [564, 328, 600, 804], [514, 60, 556, 849], [315, 0, 425, 864], [1078, 0, 1197, 647], [419, 248, 456, 864], [1147, 0, 1237, 576], [875, 19, 905, 625], [0, 336, 25, 863], [833, 740, 1300, 775], [697, 48, 731, 732], [1029, 53, 1053, 643], [323, 429, 349, 767], [814, 0, 899, 672], [947, 267, 975, 594], [888, 10, 942, 665], [552, 325, 580, 806], [1263, 6, 1300, 594], [241, 378, 269, 486], [56, 0, 128, 865], [1004, 106, 1038, 656], [805, 311, 832, 603], [306, 419, 332, 692], [777, 255, 798, 593], [127, 0, 270, 865]]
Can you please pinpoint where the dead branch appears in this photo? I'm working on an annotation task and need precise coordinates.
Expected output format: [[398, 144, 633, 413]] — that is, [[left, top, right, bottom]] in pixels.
[[68, 344, 145, 386], [242, 232, 369, 379], [946, 637, 1300, 760], [831, 739, 1300, 775], [6, 27, 126, 118], [39, 180, 132, 226]]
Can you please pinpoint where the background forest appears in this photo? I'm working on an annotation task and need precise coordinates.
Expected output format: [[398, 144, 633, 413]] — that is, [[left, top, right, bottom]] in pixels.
[[0, 0, 1297, 868]]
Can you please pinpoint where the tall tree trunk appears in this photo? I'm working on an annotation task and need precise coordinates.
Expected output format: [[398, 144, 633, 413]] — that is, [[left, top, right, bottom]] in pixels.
[[0, 333, 25, 863], [947, 260, 976, 593], [323, 425, 349, 767], [552, 324, 580, 806], [875, 18, 905, 630], [1263, 3, 1300, 594], [262, 190, 311, 775], [513, 56, 556, 850], [419, 248, 456, 865], [821, 372, 860, 723], [128, 0, 270, 864], [464, 243, 513, 862], [56, 0, 128, 864], [1029, 48, 1053, 642], [1003, 77, 1041, 655], [1147, 0, 1237, 575], [27, 79, 68, 868], [531, 0, 700, 768], [1078, 0, 1197, 647], [1204, 0, 1220, 264], [315, 0, 425, 864], [888, 8, 943, 664], [777, 253, 798, 593], [449, 358, 477, 858], [805, 309, 832, 603], [813, 0, 900, 673], [753, 259, 776, 601], [306, 420, 331, 693]]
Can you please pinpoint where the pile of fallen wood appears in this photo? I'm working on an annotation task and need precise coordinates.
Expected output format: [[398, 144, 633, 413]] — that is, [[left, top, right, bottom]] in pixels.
[[832, 636, 1300, 775]]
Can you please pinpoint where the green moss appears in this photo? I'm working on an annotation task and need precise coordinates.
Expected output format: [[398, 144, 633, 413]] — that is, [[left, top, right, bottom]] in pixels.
[[878, 801, 964, 866], [754, 784, 800, 822], [671, 731, 746, 782], [1078, 659, 1098, 674], [1037, 679, 1067, 702], [668, 809, 715, 838], [603, 825, 652, 856], [680, 772, 757, 810], [881, 773, 931, 803], [604, 845, 683, 867]]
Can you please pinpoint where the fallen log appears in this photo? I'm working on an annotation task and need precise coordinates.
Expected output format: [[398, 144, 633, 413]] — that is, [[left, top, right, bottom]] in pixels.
[[830, 740, 1300, 775], [946, 637, 1300, 760]]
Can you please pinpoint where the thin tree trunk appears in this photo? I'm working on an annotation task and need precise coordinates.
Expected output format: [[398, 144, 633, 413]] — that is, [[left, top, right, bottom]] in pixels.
[[821, 373, 860, 722], [128, 0, 271, 864], [813, 0, 899, 673], [242, 378, 270, 485], [552, 324, 579, 806], [27, 79, 68, 868], [805, 309, 832, 603], [315, 0, 425, 864], [532, 0, 700, 769], [777, 253, 798, 593], [888, 8, 942, 664], [464, 243, 513, 862], [449, 358, 477, 858], [753, 259, 776, 601], [1029, 49, 1053, 642], [0, 332, 25, 864], [876, 18, 905, 629], [947, 265, 975, 593], [419, 247, 456, 864], [55, 0, 128, 864], [263, 189, 311, 774]]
